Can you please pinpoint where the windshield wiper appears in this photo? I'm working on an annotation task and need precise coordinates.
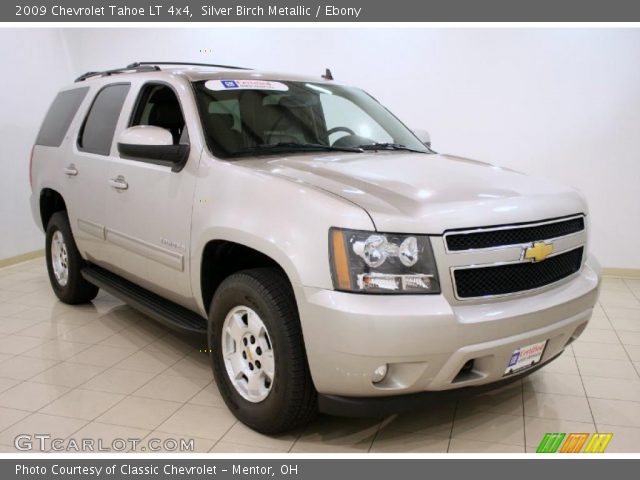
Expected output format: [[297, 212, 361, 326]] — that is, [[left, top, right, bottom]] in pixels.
[[233, 142, 363, 156], [358, 142, 424, 153]]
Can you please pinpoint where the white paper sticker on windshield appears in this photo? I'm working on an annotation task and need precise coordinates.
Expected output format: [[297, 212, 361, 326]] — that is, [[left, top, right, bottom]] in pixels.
[[205, 79, 289, 91]]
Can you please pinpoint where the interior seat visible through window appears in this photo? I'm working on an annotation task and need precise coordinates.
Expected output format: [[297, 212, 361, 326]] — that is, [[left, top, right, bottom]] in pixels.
[[258, 104, 311, 144], [131, 85, 185, 145], [206, 113, 244, 154]]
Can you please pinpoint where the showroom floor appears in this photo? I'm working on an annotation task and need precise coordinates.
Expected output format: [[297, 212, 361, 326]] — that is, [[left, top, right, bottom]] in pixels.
[[0, 258, 639, 453]]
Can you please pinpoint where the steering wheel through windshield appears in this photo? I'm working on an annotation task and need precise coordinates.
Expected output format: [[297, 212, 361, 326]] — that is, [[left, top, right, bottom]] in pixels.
[[327, 126, 356, 139]]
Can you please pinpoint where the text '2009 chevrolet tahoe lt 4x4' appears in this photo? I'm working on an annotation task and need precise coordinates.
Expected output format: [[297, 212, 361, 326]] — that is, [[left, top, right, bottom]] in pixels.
[[30, 62, 600, 434]]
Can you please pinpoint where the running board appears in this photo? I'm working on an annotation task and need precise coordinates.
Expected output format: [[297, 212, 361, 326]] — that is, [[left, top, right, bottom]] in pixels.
[[82, 265, 207, 335]]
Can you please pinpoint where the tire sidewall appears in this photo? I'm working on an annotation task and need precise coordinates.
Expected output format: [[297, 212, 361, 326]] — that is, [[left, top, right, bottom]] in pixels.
[[45, 212, 87, 303], [46, 215, 69, 296], [209, 277, 293, 428]]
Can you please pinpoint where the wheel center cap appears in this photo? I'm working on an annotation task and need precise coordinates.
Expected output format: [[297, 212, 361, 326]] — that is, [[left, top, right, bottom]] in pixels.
[[243, 334, 254, 361]]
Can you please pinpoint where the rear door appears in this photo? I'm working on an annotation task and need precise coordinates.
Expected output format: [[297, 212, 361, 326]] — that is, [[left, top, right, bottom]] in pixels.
[[32, 87, 90, 241], [103, 82, 200, 306]]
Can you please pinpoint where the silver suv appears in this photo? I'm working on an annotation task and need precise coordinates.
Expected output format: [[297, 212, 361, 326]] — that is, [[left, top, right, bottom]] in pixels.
[[30, 62, 600, 433]]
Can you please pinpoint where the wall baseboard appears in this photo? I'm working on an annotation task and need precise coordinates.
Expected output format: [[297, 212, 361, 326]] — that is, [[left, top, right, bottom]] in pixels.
[[0, 250, 44, 269], [602, 268, 640, 279]]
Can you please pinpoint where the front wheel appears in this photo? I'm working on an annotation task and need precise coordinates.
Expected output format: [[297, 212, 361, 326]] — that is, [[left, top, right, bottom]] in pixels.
[[45, 211, 99, 304], [208, 268, 317, 434]]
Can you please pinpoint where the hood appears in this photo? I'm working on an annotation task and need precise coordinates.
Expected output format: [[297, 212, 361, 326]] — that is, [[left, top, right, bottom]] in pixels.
[[238, 152, 586, 233]]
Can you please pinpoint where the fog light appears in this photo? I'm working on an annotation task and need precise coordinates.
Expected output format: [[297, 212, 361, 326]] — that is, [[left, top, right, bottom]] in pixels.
[[372, 364, 388, 383]]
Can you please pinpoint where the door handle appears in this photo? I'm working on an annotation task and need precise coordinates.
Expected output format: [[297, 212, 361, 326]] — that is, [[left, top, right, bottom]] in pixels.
[[109, 176, 128, 190], [64, 164, 78, 176]]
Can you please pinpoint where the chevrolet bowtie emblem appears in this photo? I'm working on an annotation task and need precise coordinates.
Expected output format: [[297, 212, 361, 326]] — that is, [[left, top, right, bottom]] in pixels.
[[524, 241, 554, 262]]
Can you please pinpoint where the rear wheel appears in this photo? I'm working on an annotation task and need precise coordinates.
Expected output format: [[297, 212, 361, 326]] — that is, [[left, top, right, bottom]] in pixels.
[[208, 268, 317, 434], [45, 211, 99, 304]]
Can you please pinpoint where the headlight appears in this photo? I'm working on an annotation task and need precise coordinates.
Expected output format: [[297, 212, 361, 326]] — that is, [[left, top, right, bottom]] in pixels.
[[329, 228, 441, 294]]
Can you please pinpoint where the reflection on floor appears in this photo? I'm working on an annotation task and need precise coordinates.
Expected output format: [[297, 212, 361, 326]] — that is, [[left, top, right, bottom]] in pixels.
[[0, 258, 639, 453]]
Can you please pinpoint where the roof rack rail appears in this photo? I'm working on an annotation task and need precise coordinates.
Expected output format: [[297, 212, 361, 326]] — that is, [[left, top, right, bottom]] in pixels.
[[74, 61, 253, 83], [75, 64, 160, 83], [127, 61, 253, 71]]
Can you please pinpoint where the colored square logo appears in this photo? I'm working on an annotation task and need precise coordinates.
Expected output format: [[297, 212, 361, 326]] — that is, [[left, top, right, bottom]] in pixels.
[[508, 351, 520, 367], [221, 80, 238, 88]]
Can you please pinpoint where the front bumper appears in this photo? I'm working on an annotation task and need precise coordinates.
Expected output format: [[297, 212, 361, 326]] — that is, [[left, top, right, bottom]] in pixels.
[[318, 352, 558, 417], [295, 259, 600, 401]]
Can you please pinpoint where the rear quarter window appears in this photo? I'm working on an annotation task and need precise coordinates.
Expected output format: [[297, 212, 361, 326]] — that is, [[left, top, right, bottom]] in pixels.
[[35, 87, 89, 147], [78, 83, 130, 156]]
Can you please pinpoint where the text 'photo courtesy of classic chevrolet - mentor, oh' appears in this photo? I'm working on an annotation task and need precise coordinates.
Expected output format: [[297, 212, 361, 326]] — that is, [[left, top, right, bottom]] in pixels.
[[29, 62, 600, 434]]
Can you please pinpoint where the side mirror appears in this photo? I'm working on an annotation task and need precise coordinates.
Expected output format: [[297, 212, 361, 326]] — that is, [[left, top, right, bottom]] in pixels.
[[412, 128, 431, 147], [117, 126, 189, 172]]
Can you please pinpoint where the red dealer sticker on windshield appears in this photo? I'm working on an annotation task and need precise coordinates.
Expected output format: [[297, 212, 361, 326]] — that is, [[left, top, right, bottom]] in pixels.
[[205, 79, 289, 91]]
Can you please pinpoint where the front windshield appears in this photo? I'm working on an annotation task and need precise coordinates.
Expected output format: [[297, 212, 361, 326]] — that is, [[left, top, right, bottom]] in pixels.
[[192, 79, 430, 158]]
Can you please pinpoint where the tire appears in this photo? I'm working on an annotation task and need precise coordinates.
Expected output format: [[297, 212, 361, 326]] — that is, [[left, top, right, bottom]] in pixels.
[[208, 268, 317, 434], [45, 211, 99, 304]]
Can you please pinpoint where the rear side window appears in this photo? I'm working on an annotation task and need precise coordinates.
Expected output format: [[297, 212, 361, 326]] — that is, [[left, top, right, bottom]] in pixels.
[[35, 87, 89, 147], [78, 83, 130, 155]]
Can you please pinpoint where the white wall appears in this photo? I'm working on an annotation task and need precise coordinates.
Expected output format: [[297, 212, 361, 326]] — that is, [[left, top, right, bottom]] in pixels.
[[3, 28, 640, 269], [0, 29, 74, 260]]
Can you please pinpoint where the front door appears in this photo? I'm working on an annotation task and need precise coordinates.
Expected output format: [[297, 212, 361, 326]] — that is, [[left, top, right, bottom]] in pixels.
[[103, 82, 200, 307]]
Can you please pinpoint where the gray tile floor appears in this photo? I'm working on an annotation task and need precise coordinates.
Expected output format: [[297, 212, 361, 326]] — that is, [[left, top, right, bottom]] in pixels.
[[0, 258, 639, 453]]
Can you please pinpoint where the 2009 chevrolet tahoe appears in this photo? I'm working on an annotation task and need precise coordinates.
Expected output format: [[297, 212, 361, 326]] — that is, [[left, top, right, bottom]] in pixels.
[[30, 61, 600, 433]]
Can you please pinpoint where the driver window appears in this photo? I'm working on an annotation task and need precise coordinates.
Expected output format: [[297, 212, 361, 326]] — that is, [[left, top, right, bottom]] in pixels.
[[320, 94, 392, 144], [130, 84, 186, 145]]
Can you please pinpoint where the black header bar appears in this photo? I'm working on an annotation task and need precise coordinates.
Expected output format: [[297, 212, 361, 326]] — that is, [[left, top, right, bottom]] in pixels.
[[5, 0, 640, 22]]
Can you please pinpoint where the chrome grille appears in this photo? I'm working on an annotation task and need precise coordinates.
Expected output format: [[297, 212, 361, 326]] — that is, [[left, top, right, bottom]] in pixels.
[[443, 214, 586, 301]]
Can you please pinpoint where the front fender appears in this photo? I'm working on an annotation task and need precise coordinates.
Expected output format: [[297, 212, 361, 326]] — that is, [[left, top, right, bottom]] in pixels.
[[190, 157, 374, 313]]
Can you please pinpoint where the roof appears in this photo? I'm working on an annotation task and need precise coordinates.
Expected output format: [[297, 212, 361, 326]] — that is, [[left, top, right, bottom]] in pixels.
[[74, 62, 335, 85], [177, 68, 333, 84]]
